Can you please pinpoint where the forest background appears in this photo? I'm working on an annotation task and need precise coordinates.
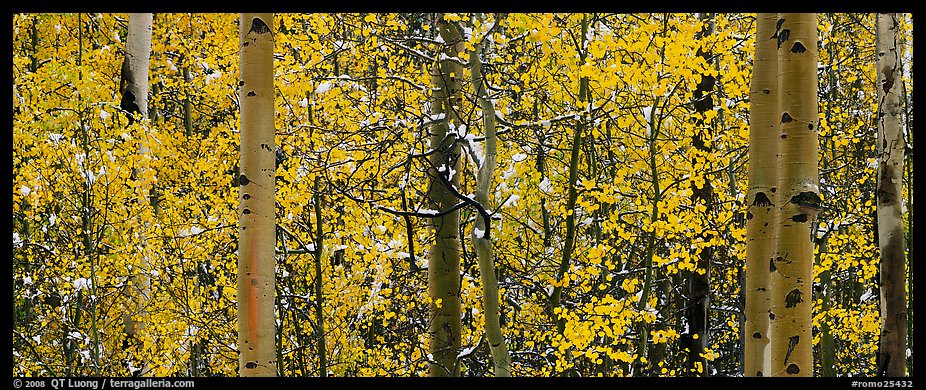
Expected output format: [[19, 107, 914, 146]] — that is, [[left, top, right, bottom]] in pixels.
[[11, 12, 913, 377]]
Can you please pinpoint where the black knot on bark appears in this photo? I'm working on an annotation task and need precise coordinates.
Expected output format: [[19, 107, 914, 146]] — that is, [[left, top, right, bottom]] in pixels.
[[753, 191, 773, 207], [249, 18, 271, 35], [785, 288, 803, 308], [790, 41, 807, 53], [777, 29, 790, 49]]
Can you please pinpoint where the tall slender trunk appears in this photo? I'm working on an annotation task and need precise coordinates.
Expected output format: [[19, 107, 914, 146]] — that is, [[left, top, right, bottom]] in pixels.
[[30, 16, 38, 73], [549, 11, 589, 337], [633, 97, 660, 377], [817, 239, 836, 376], [183, 56, 193, 137], [237, 13, 277, 377], [686, 12, 715, 377], [875, 12, 908, 378], [120, 12, 153, 377], [818, 24, 838, 375], [744, 12, 778, 378], [899, 16, 913, 375], [427, 14, 464, 377], [469, 13, 512, 377], [312, 177, 328, 377], [770, 12, 819, 377]]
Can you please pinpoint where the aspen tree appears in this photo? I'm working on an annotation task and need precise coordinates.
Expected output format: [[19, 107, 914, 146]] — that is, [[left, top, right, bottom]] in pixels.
[[120, 12, 153, 377], [427, 14, 464, 377], [744, 12, 777, 377], [770, 13, 819, 377], [237, 12, 277, 377], [550, 11, 588, 338], [875, 12, 908, 378], [469, 13, 512, 377], [686, 12, 716, 377]]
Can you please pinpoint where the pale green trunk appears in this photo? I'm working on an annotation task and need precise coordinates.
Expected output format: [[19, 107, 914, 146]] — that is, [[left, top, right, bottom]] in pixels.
[[313, 177, 328, 377], [469, 13, 512, 377], [427, 15, 463, 377]]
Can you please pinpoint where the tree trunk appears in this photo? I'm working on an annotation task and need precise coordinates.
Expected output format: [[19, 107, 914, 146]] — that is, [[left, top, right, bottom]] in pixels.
[[183, 55, 194, 137], [633, 97, 660, 377], [549, 11, 588, 338], [875, 12, 908, 378], [770, 12, 819, 377], [120, 12, 153, 377], [469, 13, 512, 377], [686, 12, 715, 377], [744, 12, 777, 378], [427, 14, 464, 377], [312, 176, 328, 377], [237, 12, 277, 377]]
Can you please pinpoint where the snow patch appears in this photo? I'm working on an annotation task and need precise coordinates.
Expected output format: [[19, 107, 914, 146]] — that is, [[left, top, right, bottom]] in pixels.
[[474, 227, 485, 238], [458, 346, 475, 358], [539, 177, 552, 192], [73, 278, 92, 291], [859, 289, 875, 303], [178, 226, 205, 238], [315, 75, 367, 95], [205, 70, 222, 84], [502, 194, 520, 208]]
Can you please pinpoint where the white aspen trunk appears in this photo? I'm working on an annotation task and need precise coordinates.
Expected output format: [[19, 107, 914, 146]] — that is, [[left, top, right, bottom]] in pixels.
[[121, 12, 153, 377], [875, 12, 908, 378], [770, 12, 819, 377], [745, 12, 777, 378], [237, 12, 277, 377]]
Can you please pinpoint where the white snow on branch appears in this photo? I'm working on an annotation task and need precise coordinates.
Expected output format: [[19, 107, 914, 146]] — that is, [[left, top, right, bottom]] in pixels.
[[474, 227, 486, 239], [73, 277, 92, 291], [642, 105, 654, 136], [315, 75, 367, 95], [539, 177, 552, 193], [458, 345, 476, 358], [859, 289, 875, 303], [48, 133, 64, 144], [502, 194, 520, 208]]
